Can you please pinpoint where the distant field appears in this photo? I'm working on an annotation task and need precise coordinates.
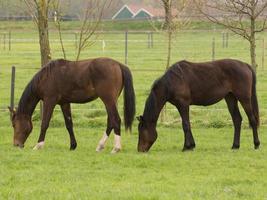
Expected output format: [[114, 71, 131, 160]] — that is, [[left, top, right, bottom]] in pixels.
[[0, 21, 267, 199], [0, 20, 225, 31]]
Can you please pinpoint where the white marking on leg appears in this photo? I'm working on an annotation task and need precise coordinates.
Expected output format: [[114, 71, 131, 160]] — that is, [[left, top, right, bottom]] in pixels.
[[33, 141, 45, 150], [96, 132, 109, 152], [111, 135, 121, 154]]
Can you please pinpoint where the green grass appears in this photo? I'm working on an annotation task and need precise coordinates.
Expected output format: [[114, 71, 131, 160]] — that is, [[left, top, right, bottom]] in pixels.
[[0, 20, 224, 32], [1, 126, 267, 199], [1, 21, 267, 199]]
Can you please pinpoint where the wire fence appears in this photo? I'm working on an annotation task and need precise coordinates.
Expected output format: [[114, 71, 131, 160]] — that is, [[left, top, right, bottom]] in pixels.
[[1, 30, 267, 68], [1, 30, 267, 125]]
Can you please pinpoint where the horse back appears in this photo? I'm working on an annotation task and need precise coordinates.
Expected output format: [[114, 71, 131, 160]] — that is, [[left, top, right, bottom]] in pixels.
[[36, 58, 123, 103], [167, 59, 253, 106]]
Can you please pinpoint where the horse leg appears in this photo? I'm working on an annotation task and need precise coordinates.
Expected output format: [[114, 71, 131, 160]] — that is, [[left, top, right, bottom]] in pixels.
[[96, 102, 121, 153], [177, 105, 195, 151], [96, 114, 112, 152], [33, 100, 56, 150], [110, 105, 122, 154], [60, 103, 77, 150], [225, 94, 242, 149], [239, 99, 260, 149]]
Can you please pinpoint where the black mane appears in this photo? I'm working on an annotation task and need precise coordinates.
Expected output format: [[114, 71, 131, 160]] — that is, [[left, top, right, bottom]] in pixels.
[[17, 77, 39, 115], [143, 90, 158, 123], [143, 66, 179, 123], [17, 59, 66, 115], [143, 77, 167, 123]]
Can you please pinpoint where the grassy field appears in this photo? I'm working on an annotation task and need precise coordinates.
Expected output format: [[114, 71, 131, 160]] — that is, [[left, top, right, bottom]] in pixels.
[[0, 21, 267, 199]]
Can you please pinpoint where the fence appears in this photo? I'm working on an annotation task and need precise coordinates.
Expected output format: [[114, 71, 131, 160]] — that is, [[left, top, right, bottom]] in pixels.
[[1, 30, 266, 69], [1, 30, 267, 126], [4, 65, 267, 126]]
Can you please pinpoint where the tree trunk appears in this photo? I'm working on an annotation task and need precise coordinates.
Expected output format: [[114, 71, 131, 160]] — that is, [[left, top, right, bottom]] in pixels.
[[37, 0, 51, 67], [163, 0, 172, 29], [250, 18, 257, 70], [162, 0, 173, 69], [249, 1, 257, 71], [161, 0, 173, 122], [166, 30, 172, 69], [250, 37, 257, 71], [36, 0, 51, 119]]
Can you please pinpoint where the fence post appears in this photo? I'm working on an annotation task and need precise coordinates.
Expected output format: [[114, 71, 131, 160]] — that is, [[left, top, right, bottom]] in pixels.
[[262, 38, 265, 69], [151, 32, 153, 48], [102, 40, 106, 52], [147, 32, 151, 48], [226, 32, 229, 48], [222, 32, 225, 48], [10, 66, 15, 119], [3, 34, 6, 50], [8, 31, 11, 51], [212, 37, 215, 61], [125, 31, 128, 65], [75, 32, 78, 49]]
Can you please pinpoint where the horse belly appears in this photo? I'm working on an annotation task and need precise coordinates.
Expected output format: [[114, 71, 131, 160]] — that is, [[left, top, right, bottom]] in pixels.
[[191, 89, 227, 106], [61, 88, 97, 103]]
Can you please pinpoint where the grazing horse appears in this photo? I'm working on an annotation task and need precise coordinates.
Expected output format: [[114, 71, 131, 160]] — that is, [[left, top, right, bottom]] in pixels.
[[9, 57, 135, 153], [137, 59, 260, 152]]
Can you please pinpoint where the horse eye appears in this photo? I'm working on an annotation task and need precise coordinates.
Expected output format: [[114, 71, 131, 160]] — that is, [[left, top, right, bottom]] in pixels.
[[140, 122, 146, 129], [12, 122, 15, 128]]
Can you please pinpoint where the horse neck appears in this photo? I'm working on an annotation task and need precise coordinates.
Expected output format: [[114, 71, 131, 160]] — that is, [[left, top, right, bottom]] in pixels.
[[143, 88, 166, 125], [17, 91, 40, 118]]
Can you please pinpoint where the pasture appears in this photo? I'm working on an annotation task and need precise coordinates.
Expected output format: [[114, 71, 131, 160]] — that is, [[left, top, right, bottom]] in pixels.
[[1, 21, 267, 199]]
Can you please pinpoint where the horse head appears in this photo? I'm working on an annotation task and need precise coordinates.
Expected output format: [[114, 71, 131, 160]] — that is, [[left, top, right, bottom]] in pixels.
[[8, 107, 33, 148], [137, 115, 157, 152]]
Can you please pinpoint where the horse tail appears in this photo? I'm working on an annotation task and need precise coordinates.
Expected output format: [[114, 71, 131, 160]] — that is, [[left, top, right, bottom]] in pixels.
[[249, 65, 260, 127], [119, 64, 136, 132]]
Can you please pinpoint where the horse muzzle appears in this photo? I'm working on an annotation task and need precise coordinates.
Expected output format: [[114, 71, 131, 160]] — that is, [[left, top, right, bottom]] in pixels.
[[137, 143, 150, 153], [13, 140, 24, 148]]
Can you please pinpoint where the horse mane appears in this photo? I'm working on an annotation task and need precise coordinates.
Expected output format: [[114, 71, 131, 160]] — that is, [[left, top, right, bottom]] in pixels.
[[143, 64, 183, 123], [143, 77, 166, 123], [17, 59, 66, 115], [38, 59, 67, 79], [143, 90, 158, 123]]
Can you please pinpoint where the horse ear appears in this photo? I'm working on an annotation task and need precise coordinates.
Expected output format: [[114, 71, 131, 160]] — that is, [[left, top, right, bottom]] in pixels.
[[8, 106, 15, 113], [136, 115, 144, 122], [8, 106, 16, 119]]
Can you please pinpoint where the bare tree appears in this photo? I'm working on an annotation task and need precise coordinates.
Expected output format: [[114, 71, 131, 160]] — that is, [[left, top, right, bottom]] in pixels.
[[23, 0, 52, 118], [76, 0, 110, 61], [162, 0, 173, 30], [51, 0, 110, 61], [194, 0, 267, 70], [23, 0, 51, 67], [156, 0, 191, 121], [52, 0, 66, 59], [161, 0, 190, 69]]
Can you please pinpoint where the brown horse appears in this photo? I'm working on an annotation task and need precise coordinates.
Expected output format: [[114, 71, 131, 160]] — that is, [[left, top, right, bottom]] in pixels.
[[137, 59, 260, 152], [9, 57, 135, 153]]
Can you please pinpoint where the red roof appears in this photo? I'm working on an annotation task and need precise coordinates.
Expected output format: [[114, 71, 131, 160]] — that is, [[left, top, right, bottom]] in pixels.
[[127, 4, 165, 17]]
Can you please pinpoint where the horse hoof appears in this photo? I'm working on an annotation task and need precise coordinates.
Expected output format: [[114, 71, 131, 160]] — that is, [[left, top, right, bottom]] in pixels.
[[231, 144, 240, 150], [96, 144, 104, 152], [182, 147, 194, 152], [254, 141, 260, 149], [111, 148, 121, 154], [254, 143, 260, 150], [70, 143, 77, 150], [33, 141, 45, 150]]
